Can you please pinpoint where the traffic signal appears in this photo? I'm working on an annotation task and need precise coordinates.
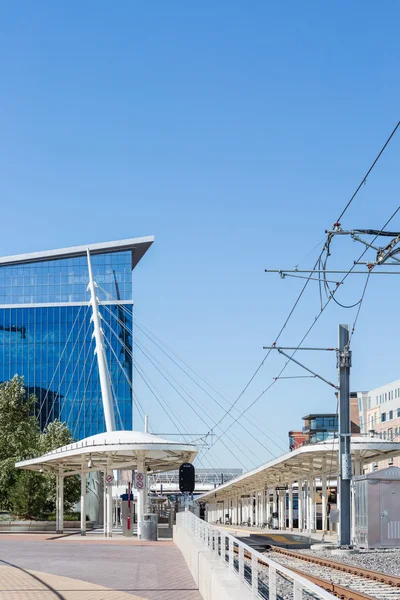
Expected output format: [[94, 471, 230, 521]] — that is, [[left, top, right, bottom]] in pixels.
[[179, 463, 195, 493]]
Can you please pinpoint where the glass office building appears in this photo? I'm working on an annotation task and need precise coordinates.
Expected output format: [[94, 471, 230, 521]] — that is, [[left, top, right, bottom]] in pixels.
[[0, 237, 153, 439]]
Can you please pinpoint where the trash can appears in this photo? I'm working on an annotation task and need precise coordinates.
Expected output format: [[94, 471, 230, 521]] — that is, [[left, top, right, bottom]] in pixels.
[[141, 513, 158, 541], [272, 511, 279, 530]]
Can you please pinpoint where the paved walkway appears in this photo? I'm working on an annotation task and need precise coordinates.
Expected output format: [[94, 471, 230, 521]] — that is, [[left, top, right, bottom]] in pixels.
[[0, 534, 201, 600], [0, 564, 144, 599]]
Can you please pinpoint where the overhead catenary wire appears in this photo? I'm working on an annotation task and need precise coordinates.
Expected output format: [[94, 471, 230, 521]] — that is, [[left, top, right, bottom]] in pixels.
[[134, 336, 276, 460], [205, 123, 400, 442], [204, 203, 400, 457], [336, 120, 400, 223], [116, 302, 289, 452]]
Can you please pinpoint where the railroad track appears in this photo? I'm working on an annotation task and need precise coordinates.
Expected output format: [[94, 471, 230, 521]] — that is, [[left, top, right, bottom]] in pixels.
[[266, 545, 400, 600]]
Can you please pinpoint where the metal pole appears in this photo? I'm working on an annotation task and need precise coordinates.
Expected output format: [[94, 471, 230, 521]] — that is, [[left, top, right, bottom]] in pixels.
[[87, 249, 116, 433], [144, 415, 149, 433], [338, 324, 352, 546]]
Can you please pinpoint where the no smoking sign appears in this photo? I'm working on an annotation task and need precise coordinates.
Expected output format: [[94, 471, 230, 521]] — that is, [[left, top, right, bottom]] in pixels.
[[135, 472, 146, 489]]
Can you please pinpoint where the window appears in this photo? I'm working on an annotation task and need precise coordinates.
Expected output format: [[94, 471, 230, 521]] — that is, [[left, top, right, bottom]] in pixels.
[[383, 431, 387, 440], [385, 393, 387, 402], [376, 396, 378, 406], [389, 458, 394, 466], [388, 428, 393, 440], [382, 413, 387, 422], [397, 408, 400, 418], [368, 396, 371, 409], [389, 411, 393, 420]]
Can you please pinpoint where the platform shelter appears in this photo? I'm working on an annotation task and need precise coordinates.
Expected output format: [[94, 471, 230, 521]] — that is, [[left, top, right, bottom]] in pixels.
[[16, 430, 197, 537], [197, 437, 400, 536]]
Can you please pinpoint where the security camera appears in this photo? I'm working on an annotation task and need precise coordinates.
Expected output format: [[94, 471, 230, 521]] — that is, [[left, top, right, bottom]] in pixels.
[[39, 468, 44, 474]]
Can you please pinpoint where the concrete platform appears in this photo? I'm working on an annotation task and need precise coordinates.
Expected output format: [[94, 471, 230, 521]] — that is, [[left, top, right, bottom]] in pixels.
[[0, 532, 201, 599], [215, 524, 337, 549]]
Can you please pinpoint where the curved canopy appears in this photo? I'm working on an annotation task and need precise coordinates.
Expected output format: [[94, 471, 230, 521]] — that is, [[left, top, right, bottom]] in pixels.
[[197, 436, 400, 502], [15, 430, 198, 476]]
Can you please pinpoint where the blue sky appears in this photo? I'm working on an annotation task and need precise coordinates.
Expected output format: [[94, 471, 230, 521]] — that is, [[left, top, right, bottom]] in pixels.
[[0, 2, 399, 469]]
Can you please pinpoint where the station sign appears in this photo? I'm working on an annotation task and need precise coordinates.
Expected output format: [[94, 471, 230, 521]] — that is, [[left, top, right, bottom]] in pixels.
[[275, 485, 288, 491]]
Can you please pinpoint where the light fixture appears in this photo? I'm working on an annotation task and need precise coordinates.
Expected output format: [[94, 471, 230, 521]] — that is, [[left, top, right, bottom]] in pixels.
[[88, 456, 93, 469]]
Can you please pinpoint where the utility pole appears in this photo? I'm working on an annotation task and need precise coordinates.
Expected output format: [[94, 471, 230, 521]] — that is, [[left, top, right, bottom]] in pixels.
[[337, 324, 352, 546]]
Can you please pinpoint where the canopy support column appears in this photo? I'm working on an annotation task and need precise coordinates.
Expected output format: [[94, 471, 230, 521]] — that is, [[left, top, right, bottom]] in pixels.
[[272, 489, 277, 529], [255, 492, 259, 526], [266, 488, 271, 527], [288, 482, 293, 530], [137, 453, 145, 538], [260, 490, 265, 526], [56, 475, 59, 533], [321, 469, 328, 534], [58, 471, 64, 534], [106, 464, 113, 537], [81, 465, 87, 536], [298, 480, 303, 531]]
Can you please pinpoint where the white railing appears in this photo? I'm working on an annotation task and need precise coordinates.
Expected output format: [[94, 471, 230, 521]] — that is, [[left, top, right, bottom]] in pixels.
[[177, 511, 333, 599]]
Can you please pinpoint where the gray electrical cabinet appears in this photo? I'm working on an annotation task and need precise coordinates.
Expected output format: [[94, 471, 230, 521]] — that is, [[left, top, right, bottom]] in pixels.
[[354, 466, 400, 548], [141, 513, 158, 541]]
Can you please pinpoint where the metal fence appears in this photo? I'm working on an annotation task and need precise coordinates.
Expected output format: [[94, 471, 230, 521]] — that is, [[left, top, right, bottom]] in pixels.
[[176, 511, 333, 599]]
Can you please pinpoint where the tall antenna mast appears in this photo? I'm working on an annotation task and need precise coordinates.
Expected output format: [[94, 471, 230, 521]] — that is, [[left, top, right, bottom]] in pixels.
[[87, 249, 116, 432]]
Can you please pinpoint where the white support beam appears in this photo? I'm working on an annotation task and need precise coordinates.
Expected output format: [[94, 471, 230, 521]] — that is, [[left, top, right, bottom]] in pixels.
[[59, 472, 64, 534], [298, 480, 303, 532], [106, 464, 113, 537], [137, 453, 145, 538], [288, 482, 293, 530], [87, 249, 116, 433], [81, 466, 86, 536]]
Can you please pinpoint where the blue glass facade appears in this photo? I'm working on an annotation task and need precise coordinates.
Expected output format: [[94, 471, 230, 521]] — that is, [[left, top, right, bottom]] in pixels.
[[0, 250, 133, 439]]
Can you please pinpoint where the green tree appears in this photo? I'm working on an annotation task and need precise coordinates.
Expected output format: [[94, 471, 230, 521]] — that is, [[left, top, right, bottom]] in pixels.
[[0, 376, 42, 513], [0, 376, 80, 518]]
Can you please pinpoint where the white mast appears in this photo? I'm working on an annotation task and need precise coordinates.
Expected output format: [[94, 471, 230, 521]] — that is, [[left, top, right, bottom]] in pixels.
[[87, 249, 116, 432]]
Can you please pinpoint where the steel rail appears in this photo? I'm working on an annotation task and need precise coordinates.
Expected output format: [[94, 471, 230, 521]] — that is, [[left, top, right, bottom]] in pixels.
[[285, 565, 377, 600], [270, 545, 400, 588], [234, 546, 376, 600]]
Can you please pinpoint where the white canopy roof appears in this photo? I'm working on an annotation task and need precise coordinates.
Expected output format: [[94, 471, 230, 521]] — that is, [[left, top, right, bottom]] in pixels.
[[15, 430, 198, 476], [197, 436, 400, 502]]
